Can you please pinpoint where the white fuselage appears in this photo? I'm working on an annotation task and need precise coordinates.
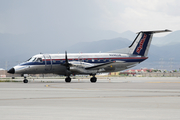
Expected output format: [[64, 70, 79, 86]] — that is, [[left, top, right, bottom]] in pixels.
[[12, 52, 147, 75]]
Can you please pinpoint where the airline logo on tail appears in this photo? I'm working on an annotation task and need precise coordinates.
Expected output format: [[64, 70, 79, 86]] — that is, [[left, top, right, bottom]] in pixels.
[[136, 34, 147, 54]]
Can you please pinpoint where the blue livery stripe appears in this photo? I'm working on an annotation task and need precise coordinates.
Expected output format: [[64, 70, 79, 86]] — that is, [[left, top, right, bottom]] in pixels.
[[20, 57, 147, 66]]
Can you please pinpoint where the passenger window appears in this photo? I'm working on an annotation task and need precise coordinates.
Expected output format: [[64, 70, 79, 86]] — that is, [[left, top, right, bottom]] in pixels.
[[79, 59, 82, 62], [53, 60, 56, 63]]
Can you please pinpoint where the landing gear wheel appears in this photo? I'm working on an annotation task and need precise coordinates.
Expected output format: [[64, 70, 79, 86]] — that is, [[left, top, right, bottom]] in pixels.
[[90, 77, 97, 83], [65, 77, 71, 83], [23, 79, 28, 83]]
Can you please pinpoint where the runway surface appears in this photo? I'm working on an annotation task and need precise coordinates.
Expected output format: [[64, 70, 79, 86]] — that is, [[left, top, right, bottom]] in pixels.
[[0, 77, 180, 120]]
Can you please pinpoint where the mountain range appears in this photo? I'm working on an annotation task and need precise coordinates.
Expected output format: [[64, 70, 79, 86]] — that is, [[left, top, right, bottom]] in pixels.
[[0, 30, 180, 70]]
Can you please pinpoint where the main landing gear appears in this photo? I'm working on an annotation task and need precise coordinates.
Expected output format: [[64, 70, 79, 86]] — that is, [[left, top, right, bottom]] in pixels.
[[64, 75, 97, 83], [23, 77, 28, 83], [65, 76, 71, 83], [90, 74, 97, 83]]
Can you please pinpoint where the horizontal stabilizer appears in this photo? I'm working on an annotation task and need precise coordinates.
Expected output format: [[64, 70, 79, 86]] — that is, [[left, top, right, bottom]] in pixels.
[[137, 29, 172, 34]]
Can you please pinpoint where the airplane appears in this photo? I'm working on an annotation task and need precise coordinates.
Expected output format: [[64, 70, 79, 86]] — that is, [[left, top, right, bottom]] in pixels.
[[8, 29, 171, 83]]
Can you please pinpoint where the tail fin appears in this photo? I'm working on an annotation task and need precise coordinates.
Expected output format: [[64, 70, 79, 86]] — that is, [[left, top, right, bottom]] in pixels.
[[129, 29, 171, 57]]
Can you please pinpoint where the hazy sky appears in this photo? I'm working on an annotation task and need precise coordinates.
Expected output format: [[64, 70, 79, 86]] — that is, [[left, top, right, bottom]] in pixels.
[[0, 0, 179, 36], [0, 0, 180, 68]]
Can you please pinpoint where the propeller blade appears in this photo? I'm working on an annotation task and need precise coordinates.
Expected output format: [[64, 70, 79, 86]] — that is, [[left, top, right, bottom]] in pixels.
[[65, 51, 68, 65], [65, 51, 70, 70]]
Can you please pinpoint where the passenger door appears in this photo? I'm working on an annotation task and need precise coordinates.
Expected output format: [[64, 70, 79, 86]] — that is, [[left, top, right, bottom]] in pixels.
[[43, 54, 52, 71]]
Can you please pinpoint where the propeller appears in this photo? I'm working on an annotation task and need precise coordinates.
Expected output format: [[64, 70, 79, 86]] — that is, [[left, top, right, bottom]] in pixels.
[[64, 51, 71, 71]]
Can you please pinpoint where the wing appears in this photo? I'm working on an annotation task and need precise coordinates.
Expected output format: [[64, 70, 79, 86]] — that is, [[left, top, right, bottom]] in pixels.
[[69, 60, 124, 70], [85, 61, 118, 70], [67, 60, 125, 74]]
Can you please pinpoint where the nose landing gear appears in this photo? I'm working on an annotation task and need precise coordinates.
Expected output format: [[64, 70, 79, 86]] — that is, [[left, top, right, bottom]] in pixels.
[[23, 76, 28, 83], [90, 77, 97, 83]]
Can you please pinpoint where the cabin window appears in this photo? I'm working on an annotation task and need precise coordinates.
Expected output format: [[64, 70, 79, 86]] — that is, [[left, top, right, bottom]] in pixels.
[[98, 59, 100, 62], [92, 59, 94, 62], [53, 60, 56, 63], [104, 59, 106, 62], [86, 59, 88, 62]]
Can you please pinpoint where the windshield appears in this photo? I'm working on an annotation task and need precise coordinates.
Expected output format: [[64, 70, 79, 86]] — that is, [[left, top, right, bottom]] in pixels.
[[27, 57, 36, 62], [26, 57, 43, 62]]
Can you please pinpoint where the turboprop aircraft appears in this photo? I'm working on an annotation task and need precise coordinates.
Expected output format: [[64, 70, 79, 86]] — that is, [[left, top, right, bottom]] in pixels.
[[8, 29, 171, 83]]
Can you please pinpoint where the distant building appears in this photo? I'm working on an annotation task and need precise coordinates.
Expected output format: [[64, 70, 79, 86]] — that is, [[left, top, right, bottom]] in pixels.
[[109, 72, 119, 76], [125, 68, 153, 73], [0, 69, 6, 78]]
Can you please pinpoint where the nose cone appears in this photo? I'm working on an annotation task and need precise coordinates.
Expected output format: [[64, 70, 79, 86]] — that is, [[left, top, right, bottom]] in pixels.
[[8, 68, 15, 74]]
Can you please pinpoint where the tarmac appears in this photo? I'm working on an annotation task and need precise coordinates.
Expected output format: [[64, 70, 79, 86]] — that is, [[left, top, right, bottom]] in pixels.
[[0, 77, 180, 120]]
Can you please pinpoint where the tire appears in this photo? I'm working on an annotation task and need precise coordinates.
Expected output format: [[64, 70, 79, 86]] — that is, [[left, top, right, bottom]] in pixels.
[[65, 77, 71, 83], [23, 79, 28, 83], [90, 77, 97, 83]]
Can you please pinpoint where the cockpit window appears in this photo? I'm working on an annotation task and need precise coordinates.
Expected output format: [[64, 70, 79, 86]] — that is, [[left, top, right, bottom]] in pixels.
[[36, 58, 43, 62], [27, 58, 31, 61], [27, 57, 42, 62], [27, 57, 36, 62]]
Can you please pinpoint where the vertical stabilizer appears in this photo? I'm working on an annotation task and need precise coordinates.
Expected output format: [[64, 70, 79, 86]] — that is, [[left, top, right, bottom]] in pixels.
[[129, 29, 171, 57]]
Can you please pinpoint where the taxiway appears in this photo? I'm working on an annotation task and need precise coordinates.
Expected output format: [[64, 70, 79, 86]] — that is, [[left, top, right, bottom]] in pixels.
[[0, 77, 180, 120]]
